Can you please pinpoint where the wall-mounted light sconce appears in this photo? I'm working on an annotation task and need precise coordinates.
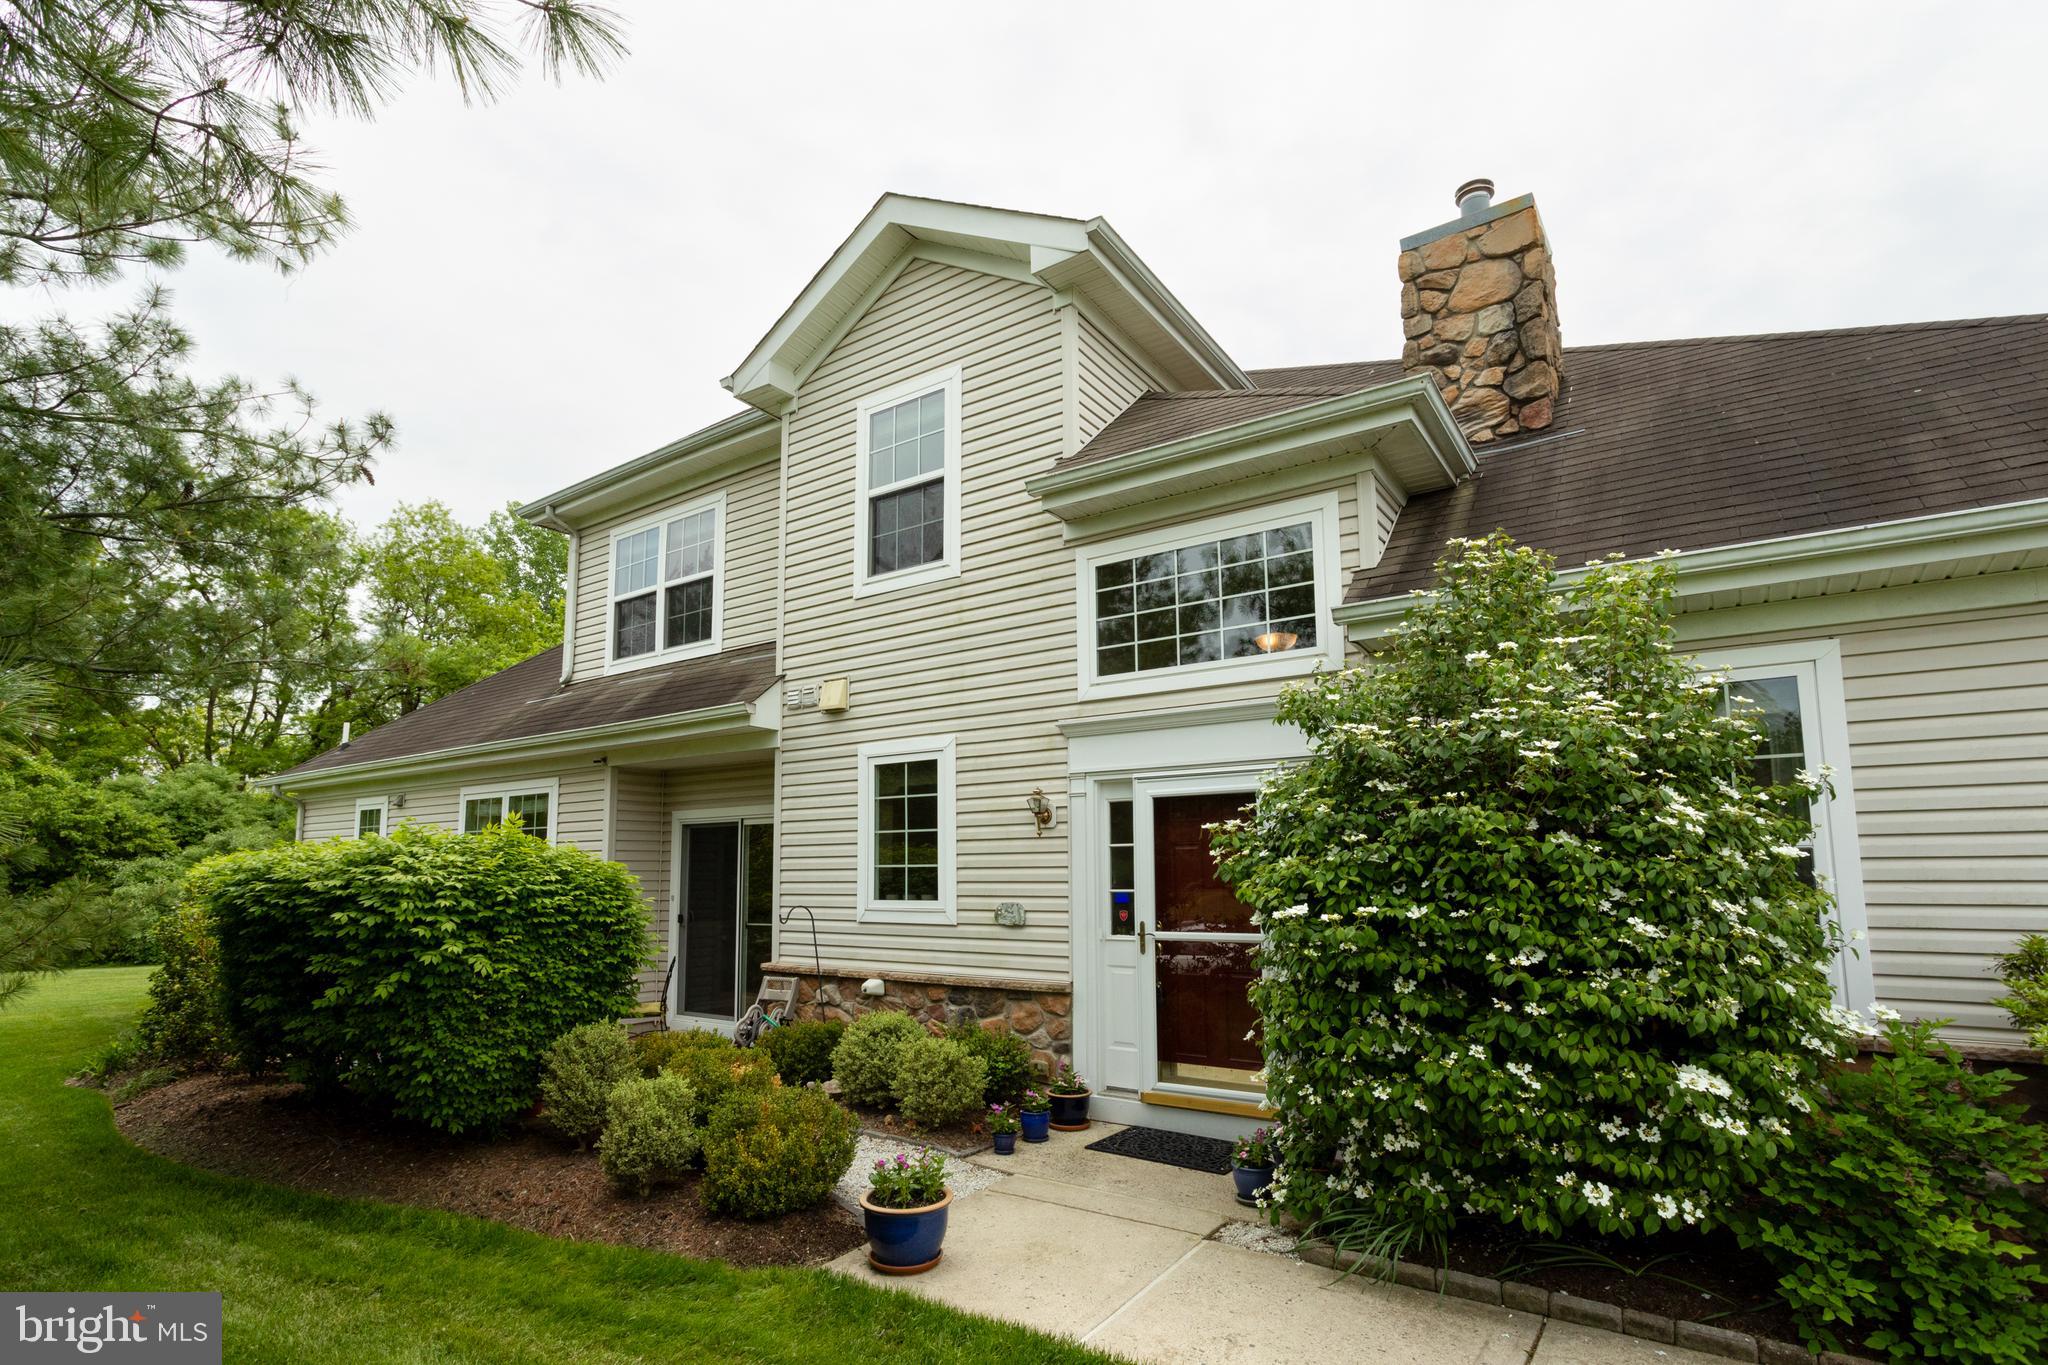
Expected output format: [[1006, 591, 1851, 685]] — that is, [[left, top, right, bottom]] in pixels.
[[1025, 787, 1056, 836], [391, 793, 407, 810], [1253, 629, 1300, 654]]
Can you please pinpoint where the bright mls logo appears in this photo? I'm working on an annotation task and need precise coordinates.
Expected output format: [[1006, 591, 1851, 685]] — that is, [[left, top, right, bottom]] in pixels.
[[6, 1293, 220, 1362]]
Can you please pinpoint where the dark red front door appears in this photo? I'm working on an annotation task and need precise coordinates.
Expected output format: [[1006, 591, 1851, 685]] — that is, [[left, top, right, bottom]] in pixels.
[[1152, 792, 1262, 1093]]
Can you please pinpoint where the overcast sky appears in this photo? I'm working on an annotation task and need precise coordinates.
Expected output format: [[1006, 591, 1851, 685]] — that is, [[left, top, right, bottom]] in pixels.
[[77, 2, 2048, 528]]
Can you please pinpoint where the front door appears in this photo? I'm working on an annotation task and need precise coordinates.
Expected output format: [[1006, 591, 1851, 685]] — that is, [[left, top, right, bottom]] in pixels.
[[1134, 782, 1263, 1097], [671, 817, 773, 1026]]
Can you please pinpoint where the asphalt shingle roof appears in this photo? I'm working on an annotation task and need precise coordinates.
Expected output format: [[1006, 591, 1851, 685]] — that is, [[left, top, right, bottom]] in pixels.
[[1351, 316, 2048, 600], [273, 641, 779, 780]]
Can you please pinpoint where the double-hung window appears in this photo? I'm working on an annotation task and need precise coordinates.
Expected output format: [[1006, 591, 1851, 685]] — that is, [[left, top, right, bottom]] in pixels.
[[856, 736, 956, 922], [1079, 492, 1343, 698], [607, 493, 724, 670], [459, 779, 557, 843], [855, 366, 962, 595], [354, 798, 387, 838]]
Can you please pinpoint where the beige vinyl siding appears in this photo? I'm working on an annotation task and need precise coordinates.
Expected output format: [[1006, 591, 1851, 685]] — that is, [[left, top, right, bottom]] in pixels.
[[1368, 469, 1406, 569], [294, 762, 606, 850], [1832, 602, 2048, 1043], [568, 454, 780, 682], [1075, 312, 1153, 448], [780, 258, 1077, 984], [610, 767, 669, 1004]]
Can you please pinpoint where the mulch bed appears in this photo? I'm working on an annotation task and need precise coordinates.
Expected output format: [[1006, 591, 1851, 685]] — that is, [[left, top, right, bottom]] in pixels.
[[841, 1100, 991, 1155], [1434, 1219, 1802, 1343], [112, 1072, 864, 1268]]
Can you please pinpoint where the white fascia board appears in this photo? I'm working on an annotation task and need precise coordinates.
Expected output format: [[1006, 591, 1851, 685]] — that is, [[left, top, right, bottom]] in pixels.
[[257, 693, 775, 795], [720, 193, 1249, 413], [516, 412, 779, 529], [1025, 375, 1474, 521], [1335, 495, 2048, 640]]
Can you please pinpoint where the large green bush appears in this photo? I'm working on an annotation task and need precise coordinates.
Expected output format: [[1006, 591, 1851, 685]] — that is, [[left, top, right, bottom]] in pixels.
[[135, 904, 231, 1067], [538, 1022, 638, 1146], [761, 1018, 843, 1085], [632, 1027, 734, 1076], [893, 1035, 986, 1129], [208, 821, 649, 1132], [947, 1022, 1035, 1102], [597, 1074, 701, 1196], [699, 1086, 858, 1219], [831, 1009, 923, 1106], [662, 1043, 776, 1124], [1994, 933, 2048, 1051], [1734, 1018, 2048, 1363], [1211, 536, 1857, 1240]]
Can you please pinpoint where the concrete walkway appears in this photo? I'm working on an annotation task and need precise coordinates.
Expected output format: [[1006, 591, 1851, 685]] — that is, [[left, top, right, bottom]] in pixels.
[[828, 1124, 1733, 1365]]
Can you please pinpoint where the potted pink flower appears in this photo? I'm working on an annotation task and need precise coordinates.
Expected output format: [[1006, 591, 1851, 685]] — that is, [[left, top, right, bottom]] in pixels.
[[860, 1148, 952, 1275]]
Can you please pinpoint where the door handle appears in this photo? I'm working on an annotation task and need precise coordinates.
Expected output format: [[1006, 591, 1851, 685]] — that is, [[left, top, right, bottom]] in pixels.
[[1138, 921, 1149, 954]]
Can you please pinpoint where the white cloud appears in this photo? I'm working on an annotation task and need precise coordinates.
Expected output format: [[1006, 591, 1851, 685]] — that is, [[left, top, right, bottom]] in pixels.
[[80, 1, 2048, 526]]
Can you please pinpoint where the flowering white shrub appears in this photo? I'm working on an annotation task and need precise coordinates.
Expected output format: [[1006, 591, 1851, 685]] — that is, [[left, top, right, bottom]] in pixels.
[[1211, 534, 1854, 1239]]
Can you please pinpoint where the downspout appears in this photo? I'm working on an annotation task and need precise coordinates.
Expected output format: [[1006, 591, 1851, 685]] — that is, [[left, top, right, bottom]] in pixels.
[[533, 505, 578, 685]]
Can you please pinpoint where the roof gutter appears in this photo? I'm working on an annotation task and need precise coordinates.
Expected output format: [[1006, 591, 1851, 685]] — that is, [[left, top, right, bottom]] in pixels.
[[514, 411, 778, 527], [1024, 374, 1474, 514], [257, 698, 768, 795], [1334, 494, 2048, 639]]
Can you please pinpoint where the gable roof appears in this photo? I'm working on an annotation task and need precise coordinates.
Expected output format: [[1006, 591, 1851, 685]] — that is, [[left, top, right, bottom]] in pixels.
[[1348, 315, 2048, 601], [269, 642, 780, 783], [723, 193, 1250, 413]]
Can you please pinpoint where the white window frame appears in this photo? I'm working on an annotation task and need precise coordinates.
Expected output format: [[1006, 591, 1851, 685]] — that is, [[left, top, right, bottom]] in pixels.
[[603, 490, 727, 675], [852, 365, 963, 599], [1691, 638, 1875, 1013], [855, 735, 957, 924], [457, 777, 560, 845], [353, 797, 388, 838], [1074, 490, 1345, 701]]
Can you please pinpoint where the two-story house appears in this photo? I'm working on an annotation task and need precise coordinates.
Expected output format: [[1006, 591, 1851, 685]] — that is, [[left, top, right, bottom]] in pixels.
[[263, 184, 2048, 1138]]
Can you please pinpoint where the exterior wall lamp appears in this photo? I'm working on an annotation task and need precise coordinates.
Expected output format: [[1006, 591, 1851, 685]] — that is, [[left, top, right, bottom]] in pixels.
[[1025, 787, 1056, 836]]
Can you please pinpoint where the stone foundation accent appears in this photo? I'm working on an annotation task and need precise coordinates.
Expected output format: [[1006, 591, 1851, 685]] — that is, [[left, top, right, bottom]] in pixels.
[[1397, 185, 1562, 443], [778, 967, 1072, 1074]]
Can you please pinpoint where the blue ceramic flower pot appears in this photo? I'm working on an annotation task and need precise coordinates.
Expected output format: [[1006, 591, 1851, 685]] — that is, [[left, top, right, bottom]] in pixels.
[[862, 1190, 953, 1275], [992, 1131, 1017, 1155], [1232, 1163, 1274, 1206], [1048, 1089, 1092, 1130], [1020, 1109, 1051, 1143]]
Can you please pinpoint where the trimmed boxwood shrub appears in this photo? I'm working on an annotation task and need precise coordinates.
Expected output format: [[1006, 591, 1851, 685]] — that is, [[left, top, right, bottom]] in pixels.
[[1211, 536, 1857, 1239], [947, 1021, 1035, 1103], [632, 1027, 733, 1076], [831, 1009, 923, 1106], [598, 1074, 702, 1196], [207, 820, 649, 1133], [699, 1085, 858, 1218], [762, 1018, 843, 1085], [1733, 1017, 2048, 1363], [893, 1035, 986, 1129], [539, 1022, 639, 1146], [663, 1043, 776, 1124], [136, 903, 231, 1068]]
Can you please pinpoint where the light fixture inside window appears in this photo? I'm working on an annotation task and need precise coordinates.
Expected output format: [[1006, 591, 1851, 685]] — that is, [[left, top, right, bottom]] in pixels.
[[1253, 630, 1300, 654]]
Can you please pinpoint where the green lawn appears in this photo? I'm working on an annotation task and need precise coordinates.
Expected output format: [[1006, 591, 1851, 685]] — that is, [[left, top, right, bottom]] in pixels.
[[0, 969, 1110, 1363]]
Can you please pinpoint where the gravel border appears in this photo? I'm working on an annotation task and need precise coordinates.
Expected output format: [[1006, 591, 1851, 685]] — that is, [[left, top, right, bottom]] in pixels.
[[833, 1133, 1007, 1213]]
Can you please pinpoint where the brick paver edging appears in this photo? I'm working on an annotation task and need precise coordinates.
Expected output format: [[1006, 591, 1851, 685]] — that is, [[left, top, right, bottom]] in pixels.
[[1296, 1244, 1881, 1364]]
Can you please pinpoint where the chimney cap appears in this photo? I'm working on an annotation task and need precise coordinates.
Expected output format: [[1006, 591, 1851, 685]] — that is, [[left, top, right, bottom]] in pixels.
[[1455, 178, 1495, 216]]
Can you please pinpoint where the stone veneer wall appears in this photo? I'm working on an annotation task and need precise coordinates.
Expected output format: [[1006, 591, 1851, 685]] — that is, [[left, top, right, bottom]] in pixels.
[[1396, 202, 1562, 442], [786, 970, 1072, 1074]]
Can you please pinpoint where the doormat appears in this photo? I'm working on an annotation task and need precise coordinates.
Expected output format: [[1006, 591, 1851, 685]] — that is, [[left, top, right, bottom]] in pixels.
[[1084, 1125, 1234, 1175]]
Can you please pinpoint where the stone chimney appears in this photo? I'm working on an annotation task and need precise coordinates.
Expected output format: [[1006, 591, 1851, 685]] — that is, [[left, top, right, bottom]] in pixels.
[[1397, 178, 1561, 442]]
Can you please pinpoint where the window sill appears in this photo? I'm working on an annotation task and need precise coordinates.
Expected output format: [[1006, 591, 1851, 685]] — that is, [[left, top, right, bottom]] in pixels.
[[856, 901, 959, 926], [1078, 643, 1337, 702], [603, 637, 722, 676], [853, 559, 960, 601]]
